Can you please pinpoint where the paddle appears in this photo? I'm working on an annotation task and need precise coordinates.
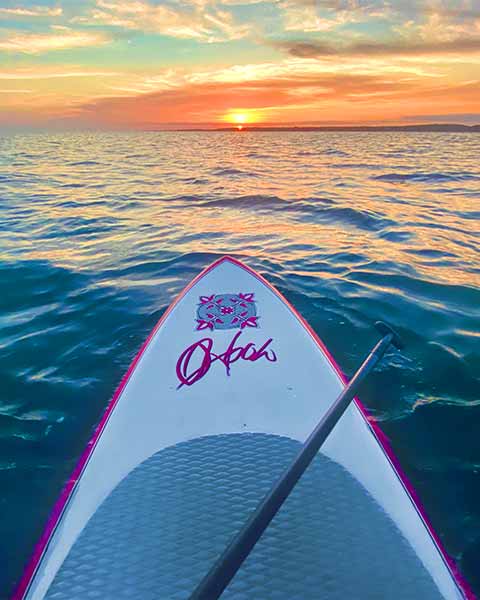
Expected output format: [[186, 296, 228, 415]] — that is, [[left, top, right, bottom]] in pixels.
[[189, 321, 403, 600]]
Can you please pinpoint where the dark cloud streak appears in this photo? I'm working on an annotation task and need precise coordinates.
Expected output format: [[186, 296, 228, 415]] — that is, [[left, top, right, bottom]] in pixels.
[[274, 37, 480, 58], [404, 112, 480, 124]]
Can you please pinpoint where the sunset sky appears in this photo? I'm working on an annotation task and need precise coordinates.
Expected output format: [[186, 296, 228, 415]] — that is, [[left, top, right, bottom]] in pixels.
[[1, 0, 479, 129]]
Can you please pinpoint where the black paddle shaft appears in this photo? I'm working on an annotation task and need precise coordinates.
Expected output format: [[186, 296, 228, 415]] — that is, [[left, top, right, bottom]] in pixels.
[[189, 321, 403, 600]]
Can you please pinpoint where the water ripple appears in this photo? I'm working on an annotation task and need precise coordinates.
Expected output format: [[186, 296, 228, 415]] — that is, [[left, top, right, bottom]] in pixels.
[[375, 171, 478, 183]]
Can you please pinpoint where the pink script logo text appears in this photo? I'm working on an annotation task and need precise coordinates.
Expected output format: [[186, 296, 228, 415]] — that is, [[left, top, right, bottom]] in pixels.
[[176, 330, 277, 387]]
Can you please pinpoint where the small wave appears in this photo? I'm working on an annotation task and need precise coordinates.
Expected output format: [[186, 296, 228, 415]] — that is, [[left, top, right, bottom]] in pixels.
[[404, 248, 457, 259], [246, 152, 271, 159], [210, 167, 258, 178], [458, 211, 480, 221], [332, 163, 383, 170], [0, 173, 42, 185], [379, 230, 414, 243], [323, 148, 349, 156], [68, 160, 101, 167], [177, 176, 210, 185], [201, 195, 398, 233], [376, 148, 430, 158], [202, 195, 288, 211], [374, 171, 479, 183], [60, 182, 85, 188], [296, 203, 397, 232], [42, 224, 120, 239], [57, 200, 105, 209]]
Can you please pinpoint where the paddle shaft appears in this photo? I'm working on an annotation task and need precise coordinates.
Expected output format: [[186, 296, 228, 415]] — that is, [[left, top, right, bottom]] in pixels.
[[189, 329, 397, 600]]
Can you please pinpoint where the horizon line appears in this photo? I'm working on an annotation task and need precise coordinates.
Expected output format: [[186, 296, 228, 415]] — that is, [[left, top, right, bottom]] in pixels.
[[161, 123, 480, 132], [3, 122, 480, 133]]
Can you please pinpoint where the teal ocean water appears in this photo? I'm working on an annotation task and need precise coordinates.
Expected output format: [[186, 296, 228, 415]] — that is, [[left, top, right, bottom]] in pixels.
[[0, 131, 479, 598]]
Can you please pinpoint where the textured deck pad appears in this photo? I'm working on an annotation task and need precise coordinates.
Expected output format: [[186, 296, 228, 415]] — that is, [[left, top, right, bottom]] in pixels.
[[46, 434, 441, 600]]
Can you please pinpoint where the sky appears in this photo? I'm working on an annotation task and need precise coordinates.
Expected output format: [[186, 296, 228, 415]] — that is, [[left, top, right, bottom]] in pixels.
[[0, 0, 479, 129]]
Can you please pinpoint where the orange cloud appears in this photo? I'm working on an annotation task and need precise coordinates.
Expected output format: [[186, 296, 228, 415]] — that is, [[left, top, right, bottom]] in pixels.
[[0, 6, 62, 18], [279, 0, 389, 32], [0, 68, 122, 79], [73, 0, 251, 41], [60, 71, 461, 127], [0, 29, 112, 53], [0, 88, 32, 93]]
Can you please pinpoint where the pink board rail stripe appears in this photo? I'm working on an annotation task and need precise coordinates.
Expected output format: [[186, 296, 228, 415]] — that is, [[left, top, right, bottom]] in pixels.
[[13, 255, 475, 600]]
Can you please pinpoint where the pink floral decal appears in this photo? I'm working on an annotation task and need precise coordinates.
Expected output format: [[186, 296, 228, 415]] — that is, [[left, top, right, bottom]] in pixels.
[[196, 293, 258, 331], [196, 320, 214, 331], [239, 293, 254, 302], [240, 316, 258, 329]]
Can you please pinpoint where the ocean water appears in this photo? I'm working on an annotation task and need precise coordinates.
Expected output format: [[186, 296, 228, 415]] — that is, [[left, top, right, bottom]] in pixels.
[[0, 131, 479, 598]]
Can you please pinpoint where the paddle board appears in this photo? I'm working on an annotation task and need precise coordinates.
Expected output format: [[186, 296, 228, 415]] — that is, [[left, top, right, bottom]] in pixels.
[[13, 256, 474, 600]]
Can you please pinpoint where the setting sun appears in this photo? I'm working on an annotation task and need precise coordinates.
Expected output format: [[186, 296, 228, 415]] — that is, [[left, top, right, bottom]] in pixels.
[[231, 113, 247, 124], [222, 110, 260, 128]]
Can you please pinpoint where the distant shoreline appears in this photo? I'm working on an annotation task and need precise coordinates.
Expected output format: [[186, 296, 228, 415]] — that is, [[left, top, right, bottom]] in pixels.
[[164, 123, 480, 133], [4, 123, 479, 134]]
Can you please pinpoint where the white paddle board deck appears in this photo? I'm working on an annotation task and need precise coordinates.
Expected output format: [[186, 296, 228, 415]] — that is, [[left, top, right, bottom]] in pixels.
[[14, 256, 473, 600]]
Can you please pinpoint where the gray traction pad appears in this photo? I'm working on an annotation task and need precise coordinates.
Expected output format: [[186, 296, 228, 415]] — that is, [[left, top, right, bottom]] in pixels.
[[46, 433, 442, 599]]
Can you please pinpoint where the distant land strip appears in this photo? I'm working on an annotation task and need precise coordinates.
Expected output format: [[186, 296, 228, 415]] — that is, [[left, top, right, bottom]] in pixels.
[[166, 124, 480, 132]]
